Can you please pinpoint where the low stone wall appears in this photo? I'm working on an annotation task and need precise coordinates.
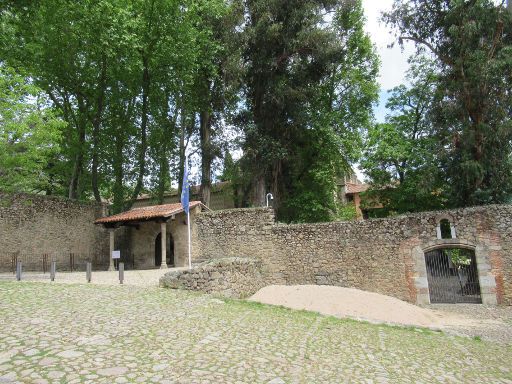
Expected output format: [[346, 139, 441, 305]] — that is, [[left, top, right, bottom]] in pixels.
[[192, 205, 512, 305], [159, 257, 266, 298]]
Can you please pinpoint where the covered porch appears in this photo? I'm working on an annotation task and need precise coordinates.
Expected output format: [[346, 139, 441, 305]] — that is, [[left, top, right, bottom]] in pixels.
[[95, 201, 206, 271]]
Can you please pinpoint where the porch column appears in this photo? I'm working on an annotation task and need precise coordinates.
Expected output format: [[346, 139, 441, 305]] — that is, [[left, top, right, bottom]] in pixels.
[[108, 228, 115, 271], [160, 221, 168, 269]]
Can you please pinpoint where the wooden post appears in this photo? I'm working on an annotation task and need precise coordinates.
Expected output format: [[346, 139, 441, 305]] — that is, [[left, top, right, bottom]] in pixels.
[[11, 254, 16, 275], [86, 262, 92, 283], [16, 261, 22, 281], [69, 253, 75, 272], [50, 261, 56, 281], [42, 254, 48, 274]]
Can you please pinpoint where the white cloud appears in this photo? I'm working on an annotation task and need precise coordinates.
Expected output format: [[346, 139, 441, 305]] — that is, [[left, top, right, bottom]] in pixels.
[[361, 0, 416, 91]]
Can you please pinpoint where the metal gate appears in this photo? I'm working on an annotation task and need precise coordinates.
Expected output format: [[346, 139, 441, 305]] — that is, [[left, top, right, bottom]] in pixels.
[[424, 248, 482, 304]]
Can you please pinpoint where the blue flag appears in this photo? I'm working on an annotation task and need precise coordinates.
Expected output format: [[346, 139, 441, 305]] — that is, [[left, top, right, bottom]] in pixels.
[[181, 157, 189, 214]]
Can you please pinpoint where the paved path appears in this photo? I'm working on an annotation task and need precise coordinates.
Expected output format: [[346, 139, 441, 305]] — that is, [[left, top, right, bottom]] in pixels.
[[0, 282, 511, 383]]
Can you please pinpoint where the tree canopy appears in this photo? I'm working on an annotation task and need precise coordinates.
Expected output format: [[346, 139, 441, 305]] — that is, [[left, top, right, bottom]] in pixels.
[[2, 0, 512, 222], [0, 0, 379, 222], [383, 0, 512, 207], [0, 65, 64, 193]]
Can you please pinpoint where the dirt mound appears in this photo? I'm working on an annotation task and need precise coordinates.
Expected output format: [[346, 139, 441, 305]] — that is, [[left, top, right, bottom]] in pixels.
[[249, 285, 480, 329]]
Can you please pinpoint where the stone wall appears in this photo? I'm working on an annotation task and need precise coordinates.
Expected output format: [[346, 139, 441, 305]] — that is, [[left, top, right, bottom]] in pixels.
[[192, 205, 512, 305], [194, 208, 275, 261], [0, 192, 109, 271], [159, 257, 266, 298]]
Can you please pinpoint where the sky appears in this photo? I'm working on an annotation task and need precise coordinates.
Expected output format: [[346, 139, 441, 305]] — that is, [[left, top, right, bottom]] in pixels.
[[350, 0, 416, 180], [361, 0, 416, 122]]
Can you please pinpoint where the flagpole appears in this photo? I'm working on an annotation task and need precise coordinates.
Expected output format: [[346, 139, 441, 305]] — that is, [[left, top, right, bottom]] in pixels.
[[187, 209, 191, 269], [181, 154, 192, 270]]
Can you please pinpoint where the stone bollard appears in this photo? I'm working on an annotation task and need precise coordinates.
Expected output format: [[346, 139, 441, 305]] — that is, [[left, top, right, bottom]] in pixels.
[[86, 262, 92, 283], [16, 261, 22, 281], [50, 261, 56, 282], [119, 262, 124, 284]]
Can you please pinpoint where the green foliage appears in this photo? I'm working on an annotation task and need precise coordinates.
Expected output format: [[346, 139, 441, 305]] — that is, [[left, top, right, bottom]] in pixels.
[[1, 0, 374, 222], [0, 65, 64, 193], [384, 0, 512, 207], [241, 0, 379, 222], [1, 0, 237, 208], [445, 248, 472, 267], [337, 203, 357, 221], [362, 57, 446, 214]]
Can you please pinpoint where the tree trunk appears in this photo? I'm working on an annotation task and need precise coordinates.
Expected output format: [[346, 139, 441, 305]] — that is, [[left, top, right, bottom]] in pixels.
[[91, 55, 107, 202], [156, 143, 168, 205], [271, 159, 282, 212], [251, 174, 266, 207], [68, 96, 87, 200], [127, 54, 150, 208], [112, 127, 125, 214], [199, 110, 212, 207]]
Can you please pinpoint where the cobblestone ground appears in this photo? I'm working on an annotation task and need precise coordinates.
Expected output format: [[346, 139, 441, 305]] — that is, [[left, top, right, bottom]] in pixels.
[[427, 304, 512, 344], [0, 269, 177, 287], [0, 282, 511, 384]]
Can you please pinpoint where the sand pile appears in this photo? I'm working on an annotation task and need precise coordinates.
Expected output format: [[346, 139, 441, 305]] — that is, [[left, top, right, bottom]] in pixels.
[[249, 285, 480, 329]]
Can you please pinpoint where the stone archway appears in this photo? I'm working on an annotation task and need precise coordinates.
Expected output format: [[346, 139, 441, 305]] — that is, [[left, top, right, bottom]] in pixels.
[[411, 240, 498, 305]]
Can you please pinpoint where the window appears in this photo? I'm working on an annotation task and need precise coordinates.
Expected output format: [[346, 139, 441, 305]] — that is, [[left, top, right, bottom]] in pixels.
[[437, 218, 456, 239]]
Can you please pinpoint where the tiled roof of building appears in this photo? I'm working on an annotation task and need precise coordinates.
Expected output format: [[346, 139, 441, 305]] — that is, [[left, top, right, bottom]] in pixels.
[[95, 201, 203, 224], [345, 183, 369, 194]]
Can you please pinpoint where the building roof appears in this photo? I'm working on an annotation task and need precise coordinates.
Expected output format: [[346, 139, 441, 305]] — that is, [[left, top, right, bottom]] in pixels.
[[94, 201, 204, 225], [136, 181, 231, 201], [345, 183, 369, 194]]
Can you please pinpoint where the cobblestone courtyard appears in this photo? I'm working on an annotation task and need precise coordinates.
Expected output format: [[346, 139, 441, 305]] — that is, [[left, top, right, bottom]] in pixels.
[[1, 282, 511, 384]]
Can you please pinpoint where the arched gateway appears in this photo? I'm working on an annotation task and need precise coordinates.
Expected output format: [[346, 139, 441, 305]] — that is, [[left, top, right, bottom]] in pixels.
[[424, 247, 481, 303]]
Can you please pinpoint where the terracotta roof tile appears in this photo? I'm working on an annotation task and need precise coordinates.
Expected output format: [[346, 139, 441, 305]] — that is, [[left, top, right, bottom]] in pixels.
[[95, 201, 203, 225], [345, 183, 369, 194]]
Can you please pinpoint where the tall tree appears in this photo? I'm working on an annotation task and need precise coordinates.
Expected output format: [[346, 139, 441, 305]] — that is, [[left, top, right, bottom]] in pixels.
[[241, 0, 378, 222], [191, 0, 244, 207], [1, 0, 132, 200], [384, 0, 512, 206], [362, 57, 446, 214]]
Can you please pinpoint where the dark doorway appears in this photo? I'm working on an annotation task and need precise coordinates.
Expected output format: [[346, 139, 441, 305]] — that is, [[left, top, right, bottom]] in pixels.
[[155, 233, 174, 267], [424, 248, 481, 303]]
